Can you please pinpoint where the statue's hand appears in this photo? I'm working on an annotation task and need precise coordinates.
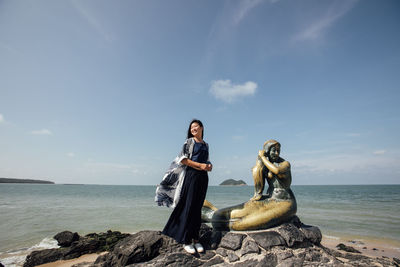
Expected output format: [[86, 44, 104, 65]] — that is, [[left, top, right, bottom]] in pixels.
[[258, 150, 265, 158]]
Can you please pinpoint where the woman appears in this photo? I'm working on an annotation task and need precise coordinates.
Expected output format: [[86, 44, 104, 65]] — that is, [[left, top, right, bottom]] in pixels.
[[211, 139, 296, 231], [155, 119, 212, 254]]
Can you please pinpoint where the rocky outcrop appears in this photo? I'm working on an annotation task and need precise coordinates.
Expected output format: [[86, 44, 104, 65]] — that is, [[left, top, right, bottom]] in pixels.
[[24, 217, 399, 267], [91, 217, 398, 267], [23, 230, 129, 267]]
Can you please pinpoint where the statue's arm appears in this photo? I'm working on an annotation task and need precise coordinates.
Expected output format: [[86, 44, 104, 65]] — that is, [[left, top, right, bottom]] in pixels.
[[258, 151, 290, 175]]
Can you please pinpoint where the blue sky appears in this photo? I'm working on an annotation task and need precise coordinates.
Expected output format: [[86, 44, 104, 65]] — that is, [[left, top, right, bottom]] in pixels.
[[0, 0, 399, 185]]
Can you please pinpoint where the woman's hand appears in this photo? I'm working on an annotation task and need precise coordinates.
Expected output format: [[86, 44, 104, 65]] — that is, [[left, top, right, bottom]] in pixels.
[[199, 163, 212, 171], [258, 150, 265, 158]]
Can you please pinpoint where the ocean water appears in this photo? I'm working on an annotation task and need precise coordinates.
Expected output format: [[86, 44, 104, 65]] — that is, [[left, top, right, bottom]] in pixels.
[[1, 184, 400, 266]]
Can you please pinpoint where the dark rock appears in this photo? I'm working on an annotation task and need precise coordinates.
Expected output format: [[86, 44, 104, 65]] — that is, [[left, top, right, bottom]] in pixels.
[[64, 238, 100, 259], [23, 248, 66, 267], [219, 232, 245, 250], [394, 257, 400, 264], [105, 231, 163, 266], [249, 231, 286, 250], [54, 231, 80, 247], [24, 230, 129, 267], [299, 224, 322, 244], [209, 230, 222, 249], [239, 237, 259, 256], [336, 243, 361, 253], [0, 262, 4, 267], [276, 223, 305, 247]]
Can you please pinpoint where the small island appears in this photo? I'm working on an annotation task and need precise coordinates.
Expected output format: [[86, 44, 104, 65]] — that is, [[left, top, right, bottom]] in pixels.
[[219, 179, 247, 186], [0, 178, 54, 184]]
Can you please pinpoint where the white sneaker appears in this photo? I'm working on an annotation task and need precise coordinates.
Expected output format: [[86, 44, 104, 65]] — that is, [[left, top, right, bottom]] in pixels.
[[183, 244, 196, 254], [194, 243, 204, 253]]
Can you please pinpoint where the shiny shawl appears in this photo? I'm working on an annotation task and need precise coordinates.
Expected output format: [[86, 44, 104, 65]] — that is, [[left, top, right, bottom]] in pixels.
[[155, 137, 210, 208]]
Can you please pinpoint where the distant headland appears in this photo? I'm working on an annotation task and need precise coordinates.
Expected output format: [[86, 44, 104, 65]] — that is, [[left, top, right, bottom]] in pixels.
[[219, 179, 247, 186], [0, 178, 54, 184]]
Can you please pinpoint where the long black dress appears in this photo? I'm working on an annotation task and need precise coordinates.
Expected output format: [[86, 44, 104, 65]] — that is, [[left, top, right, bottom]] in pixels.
[[162, 142, 209, 244]]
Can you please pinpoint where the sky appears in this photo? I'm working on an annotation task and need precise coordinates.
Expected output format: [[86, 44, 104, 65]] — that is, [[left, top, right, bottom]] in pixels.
[[0, 0, 399, 185]]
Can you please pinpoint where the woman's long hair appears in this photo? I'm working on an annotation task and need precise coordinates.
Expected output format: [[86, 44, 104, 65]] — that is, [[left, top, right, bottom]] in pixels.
[[187, 119, 204, 139]]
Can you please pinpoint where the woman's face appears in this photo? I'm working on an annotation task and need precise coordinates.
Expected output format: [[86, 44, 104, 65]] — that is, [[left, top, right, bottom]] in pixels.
[[190, 122, 203, 138], [269, 145, 280, 162]]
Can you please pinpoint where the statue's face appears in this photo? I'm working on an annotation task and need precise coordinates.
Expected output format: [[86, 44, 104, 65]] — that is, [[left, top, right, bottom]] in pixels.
[[269, 145, 280, 162]]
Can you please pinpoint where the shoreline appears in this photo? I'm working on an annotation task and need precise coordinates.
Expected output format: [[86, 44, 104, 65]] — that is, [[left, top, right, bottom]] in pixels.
[[321, 235, 400, 259]]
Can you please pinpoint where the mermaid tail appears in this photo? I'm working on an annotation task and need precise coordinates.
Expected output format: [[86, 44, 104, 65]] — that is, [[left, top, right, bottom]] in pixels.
[[201, 199, 218, 222]]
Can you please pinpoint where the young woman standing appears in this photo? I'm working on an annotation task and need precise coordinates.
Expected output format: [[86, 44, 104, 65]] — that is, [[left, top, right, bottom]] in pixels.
[[155, 119, 212, 254]]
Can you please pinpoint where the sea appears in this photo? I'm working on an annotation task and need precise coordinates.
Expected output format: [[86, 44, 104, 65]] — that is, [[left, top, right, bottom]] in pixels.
[[1, 184, 400, 266]]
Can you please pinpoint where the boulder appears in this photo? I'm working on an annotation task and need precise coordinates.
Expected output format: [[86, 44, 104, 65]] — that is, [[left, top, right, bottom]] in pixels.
[[54, 231, 80, 247], [23, 230, 129, 267]]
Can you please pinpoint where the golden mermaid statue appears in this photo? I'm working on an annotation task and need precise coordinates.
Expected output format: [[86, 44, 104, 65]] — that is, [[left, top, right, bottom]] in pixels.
[[202, 140, 297, 231]]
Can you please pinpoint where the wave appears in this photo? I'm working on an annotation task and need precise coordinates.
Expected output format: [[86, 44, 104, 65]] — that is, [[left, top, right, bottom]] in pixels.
[[0, 237, 59, 267]]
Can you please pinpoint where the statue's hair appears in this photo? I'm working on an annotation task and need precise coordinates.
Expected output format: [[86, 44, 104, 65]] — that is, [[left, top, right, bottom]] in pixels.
[[263, 139, 280, 154]]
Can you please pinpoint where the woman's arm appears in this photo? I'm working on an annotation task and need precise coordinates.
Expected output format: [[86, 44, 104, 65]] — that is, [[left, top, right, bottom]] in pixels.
[[258, 150, 289, 175], [181, 158, 212, 171]]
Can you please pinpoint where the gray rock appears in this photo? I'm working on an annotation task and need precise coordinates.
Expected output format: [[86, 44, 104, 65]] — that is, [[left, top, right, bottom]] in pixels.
[[152, 252, 203, 267], [249, 231, 286, 250], [336, 243, 361, 253], [104, 231, 163, 266], [276, 223, 305, 247], [276, 250, 294, 262], [232, 258, 260, 267], [198, 250, 216, 260], [239, 237, 259, 256], [202, 255, 225, 266], [299, 225, 322, 244], [54, 231, 80, 247], [216, 247, 229, 257], [227, 251, 239, 262], [258, 253, 278, 267], [219, 232, 245, 251]]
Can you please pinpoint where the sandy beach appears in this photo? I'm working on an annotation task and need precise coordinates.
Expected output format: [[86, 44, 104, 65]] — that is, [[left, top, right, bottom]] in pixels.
[[321, 235, 400, 259], [36, 253, 106, 267]]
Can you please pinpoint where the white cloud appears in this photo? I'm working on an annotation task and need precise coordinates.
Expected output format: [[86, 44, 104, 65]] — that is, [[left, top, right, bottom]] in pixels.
[[0, 114, 4, 123], [210, 80, 257, 103], [30, 129, 53, 135], [373, 150, 386, 155], [67, 152, 75, 158], [293, 0, 358, 41]]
